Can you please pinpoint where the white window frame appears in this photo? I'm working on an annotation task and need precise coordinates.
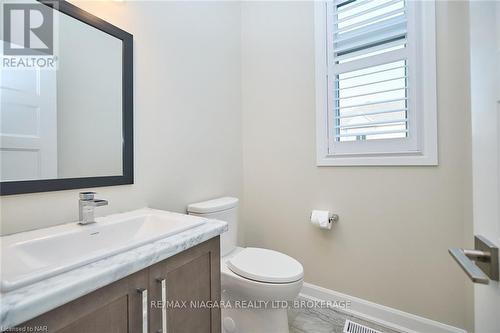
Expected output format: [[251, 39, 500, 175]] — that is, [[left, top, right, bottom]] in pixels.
[[315, 0, 438, 166]]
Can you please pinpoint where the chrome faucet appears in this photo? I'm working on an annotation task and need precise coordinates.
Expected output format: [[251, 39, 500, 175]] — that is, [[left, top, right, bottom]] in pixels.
[[78, 192, 108, 225]]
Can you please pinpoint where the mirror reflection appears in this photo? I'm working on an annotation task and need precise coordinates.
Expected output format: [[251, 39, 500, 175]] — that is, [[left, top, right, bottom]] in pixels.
[[1, 7, 123, 182]]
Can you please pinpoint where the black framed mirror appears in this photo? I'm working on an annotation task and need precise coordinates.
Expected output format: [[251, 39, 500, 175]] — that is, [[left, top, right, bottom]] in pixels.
[[0, 0, 133, 195]]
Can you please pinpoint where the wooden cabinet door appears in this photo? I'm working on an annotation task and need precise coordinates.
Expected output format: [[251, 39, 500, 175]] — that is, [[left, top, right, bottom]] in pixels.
[[16, 270, 149, 333], [149, 237, 221, 333]]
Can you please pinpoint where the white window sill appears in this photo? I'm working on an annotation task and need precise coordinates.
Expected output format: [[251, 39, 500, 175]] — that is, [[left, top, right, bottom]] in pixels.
[[316, 153, 438, 166]]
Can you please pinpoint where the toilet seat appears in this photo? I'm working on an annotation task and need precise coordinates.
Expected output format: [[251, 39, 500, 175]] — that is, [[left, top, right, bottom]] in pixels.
[[227, 247, 303, 284]]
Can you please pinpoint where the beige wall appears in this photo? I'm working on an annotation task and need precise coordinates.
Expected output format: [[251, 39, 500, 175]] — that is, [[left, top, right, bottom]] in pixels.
[[240, 1, 472, 329], [0, 1, 242, 235]]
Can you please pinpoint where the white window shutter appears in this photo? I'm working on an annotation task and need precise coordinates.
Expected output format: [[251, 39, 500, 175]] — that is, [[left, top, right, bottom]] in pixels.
[[331, 0, 409, 143], [315, 0, 438, 165]]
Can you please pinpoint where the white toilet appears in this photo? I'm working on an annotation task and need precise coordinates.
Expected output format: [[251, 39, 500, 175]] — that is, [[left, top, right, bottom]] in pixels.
[[187, 197, 303, 333]]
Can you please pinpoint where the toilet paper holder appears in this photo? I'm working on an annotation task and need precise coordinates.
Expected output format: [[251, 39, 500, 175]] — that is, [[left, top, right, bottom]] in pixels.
[[310, 210, 339, 225], [329, 214, 339, 223]]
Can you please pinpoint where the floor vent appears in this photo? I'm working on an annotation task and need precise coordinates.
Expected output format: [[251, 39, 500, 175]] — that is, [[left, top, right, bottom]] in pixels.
[[343, 319, 382, 333]]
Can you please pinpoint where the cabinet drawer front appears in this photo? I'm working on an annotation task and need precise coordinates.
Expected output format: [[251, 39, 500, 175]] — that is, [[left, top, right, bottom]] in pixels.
[[15, 270, 148, 333]]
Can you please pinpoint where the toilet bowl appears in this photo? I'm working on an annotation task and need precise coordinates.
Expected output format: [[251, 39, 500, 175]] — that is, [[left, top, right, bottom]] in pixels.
[[187, 197, 303, 333]]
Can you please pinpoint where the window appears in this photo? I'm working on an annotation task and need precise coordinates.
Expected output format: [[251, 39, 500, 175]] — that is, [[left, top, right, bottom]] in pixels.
[[315, 0, 437, 166]]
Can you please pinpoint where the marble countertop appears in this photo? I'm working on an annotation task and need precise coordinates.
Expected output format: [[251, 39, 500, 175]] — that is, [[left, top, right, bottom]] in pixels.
[[0, 217, 227, 330]]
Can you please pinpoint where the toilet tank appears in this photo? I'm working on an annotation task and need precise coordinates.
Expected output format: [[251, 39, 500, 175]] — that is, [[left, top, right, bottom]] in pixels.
[[187, 197, 238, 256]]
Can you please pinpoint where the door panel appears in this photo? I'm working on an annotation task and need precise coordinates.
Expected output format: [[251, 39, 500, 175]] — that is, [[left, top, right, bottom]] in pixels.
[[0, 64, 57, 181], [469, 1, 500, 332]]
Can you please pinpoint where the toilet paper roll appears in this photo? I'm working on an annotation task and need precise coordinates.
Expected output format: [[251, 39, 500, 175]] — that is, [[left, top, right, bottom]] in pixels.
[[310, 210, 332, 230]]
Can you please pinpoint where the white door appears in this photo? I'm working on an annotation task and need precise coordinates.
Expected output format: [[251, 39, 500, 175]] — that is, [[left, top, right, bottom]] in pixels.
[[0, 62, 57, 181], [469, 1, 500, 332]]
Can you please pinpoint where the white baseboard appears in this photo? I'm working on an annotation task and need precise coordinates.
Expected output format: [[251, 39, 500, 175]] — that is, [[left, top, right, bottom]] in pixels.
[[300, 282, 466, 333]]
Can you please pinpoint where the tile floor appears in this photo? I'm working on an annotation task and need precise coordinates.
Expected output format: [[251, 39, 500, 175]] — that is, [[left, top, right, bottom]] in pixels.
[[288, 297, 400, 333]]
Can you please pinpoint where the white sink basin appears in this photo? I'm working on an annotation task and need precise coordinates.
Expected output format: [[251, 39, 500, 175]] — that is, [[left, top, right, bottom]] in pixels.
[[0, 208, 206, 292]]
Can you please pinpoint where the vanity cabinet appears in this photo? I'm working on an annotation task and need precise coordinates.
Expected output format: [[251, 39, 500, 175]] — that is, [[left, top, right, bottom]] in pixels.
[[149, 237, 221, 333], [15, 237, 220, 333]]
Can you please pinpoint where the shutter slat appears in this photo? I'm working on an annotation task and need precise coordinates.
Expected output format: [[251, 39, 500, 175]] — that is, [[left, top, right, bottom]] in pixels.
[[337, 75, 407, 91], [335, 0, 357, 8], [336, 119, 407, 130], [338, 108, 407, 119], [336, 128, 408, 138], [334, 27, 406, 54], [334, 38, 406, 62], [338, 87, 406, 100], [336, 65, 406, 81], [334, 97, 407, 110]]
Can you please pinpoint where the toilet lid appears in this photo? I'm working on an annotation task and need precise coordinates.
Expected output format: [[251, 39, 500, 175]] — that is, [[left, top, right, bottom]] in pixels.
[[227, 248, 304, 283]]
